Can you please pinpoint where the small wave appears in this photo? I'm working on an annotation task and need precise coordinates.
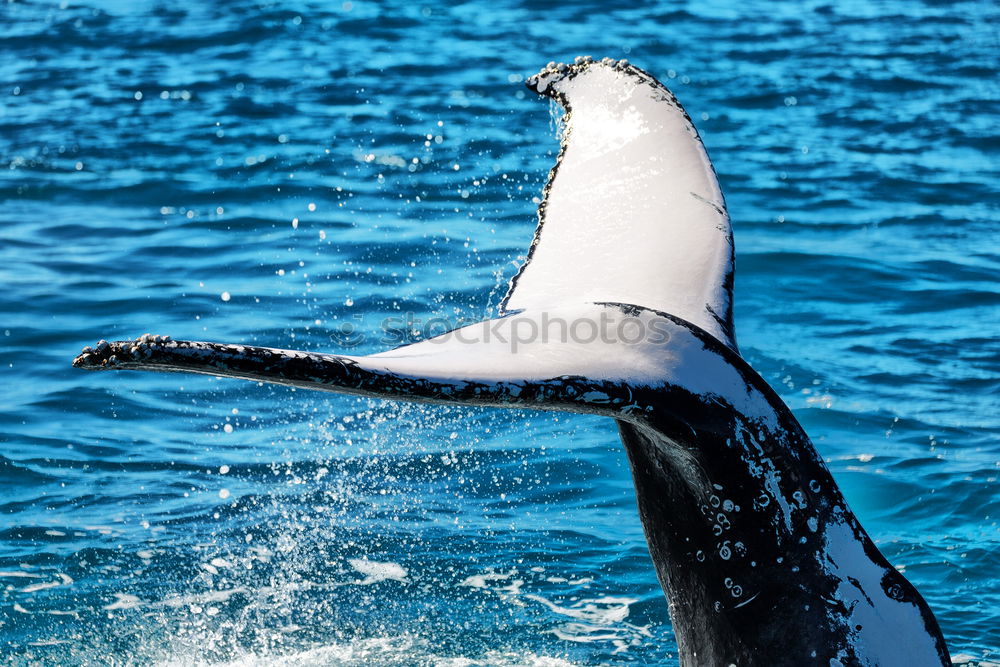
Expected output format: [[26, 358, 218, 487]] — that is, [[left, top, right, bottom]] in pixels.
[[0, 455, 56, 485]]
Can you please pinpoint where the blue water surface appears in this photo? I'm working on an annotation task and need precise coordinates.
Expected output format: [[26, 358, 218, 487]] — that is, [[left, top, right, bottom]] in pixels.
[[1, 1, 998, 664]]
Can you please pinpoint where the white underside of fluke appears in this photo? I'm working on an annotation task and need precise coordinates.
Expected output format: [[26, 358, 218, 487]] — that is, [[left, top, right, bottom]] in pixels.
[[503, 60, 736, 352], [365, 304, 774, 427]]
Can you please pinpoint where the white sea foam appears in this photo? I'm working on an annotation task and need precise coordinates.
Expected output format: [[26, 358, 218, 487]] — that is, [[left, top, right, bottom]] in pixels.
[[348, 558, 407, 585], [104, 593, 143, 610], [459, 569, 649, 653]]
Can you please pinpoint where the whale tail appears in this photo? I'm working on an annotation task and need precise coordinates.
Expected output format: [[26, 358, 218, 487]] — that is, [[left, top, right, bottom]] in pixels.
[[72, 58, 952, 666]]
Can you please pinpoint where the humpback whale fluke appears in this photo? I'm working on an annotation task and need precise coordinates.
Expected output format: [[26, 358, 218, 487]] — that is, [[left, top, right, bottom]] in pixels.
[[74, 59, 950, 665]]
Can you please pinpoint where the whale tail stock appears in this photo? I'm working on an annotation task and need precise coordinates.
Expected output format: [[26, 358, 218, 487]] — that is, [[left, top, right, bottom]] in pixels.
[[72, 58, 951, 665]]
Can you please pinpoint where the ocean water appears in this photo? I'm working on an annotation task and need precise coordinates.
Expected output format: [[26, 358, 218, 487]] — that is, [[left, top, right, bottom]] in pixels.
[[1, 0, 998, 664]]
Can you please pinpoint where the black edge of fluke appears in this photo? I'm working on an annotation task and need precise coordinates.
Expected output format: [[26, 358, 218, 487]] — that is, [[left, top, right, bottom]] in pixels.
[[72, 336, 368, 396]]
